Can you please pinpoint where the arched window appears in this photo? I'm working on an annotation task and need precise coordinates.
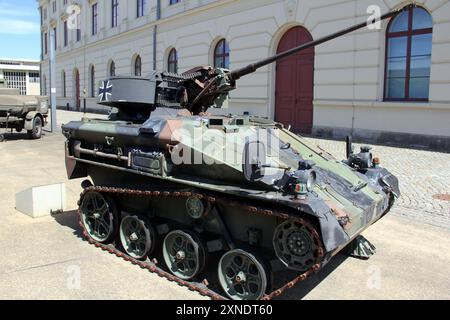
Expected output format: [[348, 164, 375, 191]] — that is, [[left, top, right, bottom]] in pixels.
[[134, 55, 142, 76], [168, 48, 178, 73], [385, 6, 433, 101], [109, 60, 116, 77], [90, 65, 95, 97], [214, 39, 230, 69], [62, 71, 66, 97]]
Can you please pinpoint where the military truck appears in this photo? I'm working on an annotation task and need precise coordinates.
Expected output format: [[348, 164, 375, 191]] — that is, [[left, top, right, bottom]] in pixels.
[[0, 75, 49, 141]]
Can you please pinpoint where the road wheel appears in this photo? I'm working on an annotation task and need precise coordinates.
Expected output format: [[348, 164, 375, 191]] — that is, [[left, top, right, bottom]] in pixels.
[[119, 215, 156, 260], [218, 249, 269, 300], [163, 230, 206, 280], [79, 191, 119, 244], [27, 116, 43, 139]]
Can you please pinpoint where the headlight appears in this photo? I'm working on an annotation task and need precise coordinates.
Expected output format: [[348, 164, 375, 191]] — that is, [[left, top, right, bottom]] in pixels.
[[306, 170, 317, 191], [294, 169, 316, 194]]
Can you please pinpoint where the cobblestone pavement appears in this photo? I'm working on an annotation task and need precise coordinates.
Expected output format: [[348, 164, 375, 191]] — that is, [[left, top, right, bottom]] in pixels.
[[304, 137, 450, 230], [0, 111, 449, 300]]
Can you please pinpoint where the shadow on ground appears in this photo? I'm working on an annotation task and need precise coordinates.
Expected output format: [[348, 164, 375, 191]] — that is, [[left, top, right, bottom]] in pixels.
[[52, 210, 84, 240], [0, 132, 33, 142], [0, 130, 54, 142], [275, 254, 349, 300], [52, 209, 350, 300]]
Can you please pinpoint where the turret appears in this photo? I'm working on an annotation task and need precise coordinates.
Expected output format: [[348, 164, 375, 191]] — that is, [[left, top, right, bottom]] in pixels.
[[98, 4, 414, 121]]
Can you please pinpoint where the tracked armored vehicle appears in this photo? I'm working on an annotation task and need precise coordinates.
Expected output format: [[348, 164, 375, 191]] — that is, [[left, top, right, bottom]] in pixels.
[[0, 76, 48, 141], [62, 6, 406, 300]]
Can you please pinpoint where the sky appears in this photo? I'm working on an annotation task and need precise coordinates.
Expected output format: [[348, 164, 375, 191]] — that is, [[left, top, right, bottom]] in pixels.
[[0, 0, 41, 60]]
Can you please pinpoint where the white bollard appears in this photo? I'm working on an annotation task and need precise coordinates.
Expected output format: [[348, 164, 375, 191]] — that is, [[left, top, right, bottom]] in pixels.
[[15, 183, 67, 218]]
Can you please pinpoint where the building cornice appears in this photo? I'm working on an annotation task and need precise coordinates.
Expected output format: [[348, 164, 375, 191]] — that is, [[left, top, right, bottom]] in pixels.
[[42, 0, 239, 61]]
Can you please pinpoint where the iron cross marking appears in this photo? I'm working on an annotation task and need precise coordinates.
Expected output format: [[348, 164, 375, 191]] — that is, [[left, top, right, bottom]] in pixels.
[[98, 80, 113, 102]]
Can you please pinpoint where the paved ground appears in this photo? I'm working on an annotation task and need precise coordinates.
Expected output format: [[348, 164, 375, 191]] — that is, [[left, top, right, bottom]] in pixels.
[[0, 110, 449, 300], [303, 137, 450, 230]]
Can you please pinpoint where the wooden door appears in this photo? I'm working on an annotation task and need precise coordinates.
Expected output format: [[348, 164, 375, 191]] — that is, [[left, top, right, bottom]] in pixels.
[[275, 26, 314, 134]]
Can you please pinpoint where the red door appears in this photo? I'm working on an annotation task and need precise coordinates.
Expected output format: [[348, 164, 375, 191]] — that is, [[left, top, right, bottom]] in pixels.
[[275, 27, 314, 134], [75, 70, 81, 111]]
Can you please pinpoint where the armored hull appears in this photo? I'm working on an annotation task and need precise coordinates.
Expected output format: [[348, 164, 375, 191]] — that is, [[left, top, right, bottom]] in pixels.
[[63, 114, 399, 299]]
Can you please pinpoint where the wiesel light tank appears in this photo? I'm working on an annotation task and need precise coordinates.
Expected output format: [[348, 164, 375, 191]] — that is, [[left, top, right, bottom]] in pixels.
[[62, 6, 406, 300]]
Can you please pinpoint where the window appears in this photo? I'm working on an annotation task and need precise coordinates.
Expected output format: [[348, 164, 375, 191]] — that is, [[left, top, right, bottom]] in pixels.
[[29, 72, 40, 84], [4, 71, 27, 95], [90, 66, 95, 97], [134, 55, 142, 76], [385, 6, 433, 101], [44, 32, 48, 54], [110, 61, 116, 77], [43, 7, 47, 21], [62, 71, 66, 97], [63, 21, 68, 47], [76, 13, 81, 41], [168, 49, 178, 73], [214, 39, 230, 69], [137, 0, 147, 18], [63, 0, 68, 5], [52, 1, 56, 13], [92, 3, 98, 35], [112, 0, 119, 28], [170, 0, 180, 4], [53, 27, 57, 50]]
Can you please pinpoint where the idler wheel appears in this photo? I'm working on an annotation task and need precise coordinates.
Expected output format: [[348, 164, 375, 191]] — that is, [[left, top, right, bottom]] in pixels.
[[273, 220, 321, 272], [79, 191, 119, 244], [119, 215, 156, 260], [218, 249, 268, 300], [162, 230, 206, 280]]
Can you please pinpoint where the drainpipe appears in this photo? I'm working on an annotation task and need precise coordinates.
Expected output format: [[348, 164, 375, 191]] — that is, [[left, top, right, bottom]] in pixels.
[[39, 7, 43, 95], [153, 0, 161, 70], [49, 28, 57, 133]]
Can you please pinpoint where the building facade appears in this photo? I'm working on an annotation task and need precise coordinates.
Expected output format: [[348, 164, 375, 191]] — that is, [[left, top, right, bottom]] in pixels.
[[38, 0, 450, 148], [0, 58, 40, 96]]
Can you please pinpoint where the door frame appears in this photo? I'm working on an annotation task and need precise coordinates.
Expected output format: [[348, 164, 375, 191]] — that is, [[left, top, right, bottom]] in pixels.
[[268, 23, 315, 128], [73, 68, 80, 111]]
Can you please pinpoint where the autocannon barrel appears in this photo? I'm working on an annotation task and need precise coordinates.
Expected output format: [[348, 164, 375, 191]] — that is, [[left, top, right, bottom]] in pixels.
[[229, 4, 413, 80]]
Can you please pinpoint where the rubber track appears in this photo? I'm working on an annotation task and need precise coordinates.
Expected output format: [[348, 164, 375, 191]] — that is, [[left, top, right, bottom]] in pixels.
[[77, 186, 325, 300]]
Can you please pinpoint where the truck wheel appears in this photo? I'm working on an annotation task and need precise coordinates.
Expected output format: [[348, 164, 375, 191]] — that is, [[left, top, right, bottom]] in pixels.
[[27, 116, 43, 139]]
